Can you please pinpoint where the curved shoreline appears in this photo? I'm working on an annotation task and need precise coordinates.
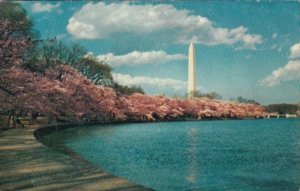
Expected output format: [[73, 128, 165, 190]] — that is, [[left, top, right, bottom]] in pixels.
[[0, 125, 153, 191]]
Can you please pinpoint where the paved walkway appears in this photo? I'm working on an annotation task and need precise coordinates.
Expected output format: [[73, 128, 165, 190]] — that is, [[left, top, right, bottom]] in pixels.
[[0, 128, 152, 191]]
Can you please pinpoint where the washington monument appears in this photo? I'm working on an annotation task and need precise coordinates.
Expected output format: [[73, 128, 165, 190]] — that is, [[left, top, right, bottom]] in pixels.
[[188, 42, 196, 98]]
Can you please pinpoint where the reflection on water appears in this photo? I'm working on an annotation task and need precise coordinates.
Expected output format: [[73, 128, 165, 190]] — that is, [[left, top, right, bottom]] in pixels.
[[46, 119, 300, 191], [186, 128, 198, 184]]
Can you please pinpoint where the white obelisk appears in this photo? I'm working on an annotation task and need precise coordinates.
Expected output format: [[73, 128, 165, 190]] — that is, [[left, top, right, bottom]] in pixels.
[[188, 42, 196, 98]]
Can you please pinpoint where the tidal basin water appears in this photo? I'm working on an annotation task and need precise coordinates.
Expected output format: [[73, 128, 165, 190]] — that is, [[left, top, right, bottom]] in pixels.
[[45, 119, 300, 190]]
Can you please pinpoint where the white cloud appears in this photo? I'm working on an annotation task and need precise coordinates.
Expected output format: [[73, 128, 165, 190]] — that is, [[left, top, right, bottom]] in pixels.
[[277, 46, 282, 52], [290, 41, 300, 59], [56, 9, 64, 14], [262, 41, 300, 86], [271, 44, 282, 52], [112, 73, 188, 91], [32, 2, 61, 13], [97, 51, 186, 67], [67, 2, 262, 49], [271, 44, 277, 49], [56, 34, 68, 40], [261, 60, 300, 86]]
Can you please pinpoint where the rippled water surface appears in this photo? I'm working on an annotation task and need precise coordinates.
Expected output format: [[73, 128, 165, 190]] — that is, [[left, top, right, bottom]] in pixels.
[[46, 119, 300, 190]]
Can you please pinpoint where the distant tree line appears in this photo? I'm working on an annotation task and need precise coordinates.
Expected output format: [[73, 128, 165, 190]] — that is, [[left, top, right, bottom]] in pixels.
[[265, 104, 300, 114], [194, 91, 222, 99], [231, 96, 260, 105], [183, 91, 222, 100], [113, 84, 144, 95]]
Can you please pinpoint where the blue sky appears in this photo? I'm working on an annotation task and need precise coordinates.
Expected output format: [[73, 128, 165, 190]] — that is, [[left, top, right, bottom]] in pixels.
[[21, 1, 300, 105]]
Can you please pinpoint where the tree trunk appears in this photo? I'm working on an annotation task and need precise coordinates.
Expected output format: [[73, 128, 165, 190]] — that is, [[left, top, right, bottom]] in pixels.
[[12, 115, 16, 128], [7, 114, 11, 127], [31, 112, 38, 122]]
